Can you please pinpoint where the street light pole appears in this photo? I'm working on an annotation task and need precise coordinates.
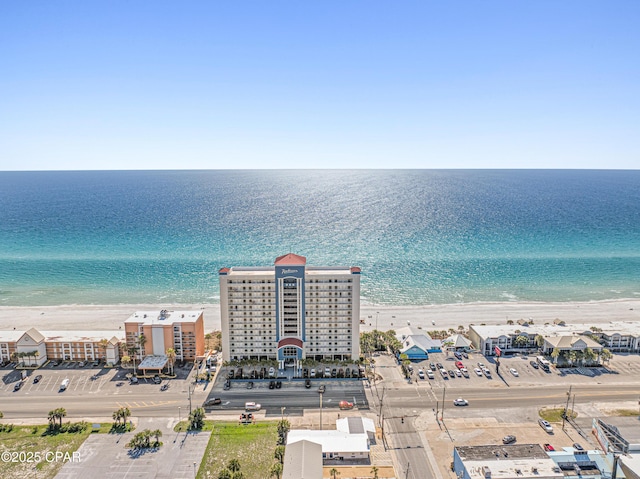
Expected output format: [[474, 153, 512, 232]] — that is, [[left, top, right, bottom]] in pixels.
[[319, 392, 323, 431], [281, 406, 286, 423], [441, 386, 446, 421], [178, 407, 181, 426], [193, 461, 197, 478]]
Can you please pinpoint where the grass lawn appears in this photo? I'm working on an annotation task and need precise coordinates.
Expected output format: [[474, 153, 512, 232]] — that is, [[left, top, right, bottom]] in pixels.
[[197, 421, 280, 479], [0, 425, 95, 479], [539, 408, 577, 423], [612, 409, 639, 417]]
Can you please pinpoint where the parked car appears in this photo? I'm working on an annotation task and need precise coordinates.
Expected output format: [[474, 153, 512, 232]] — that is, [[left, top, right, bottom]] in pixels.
[[429, 362, 436, 371], [418, 369, 425, 379], [539, 419, 554, 433], [78, 361, 86, 367], [33, 374, 43, 383], [223, 380, 230, 390], [275, 380, 282, 389], [152, 375, 162, 384], [130, 377, 139, 384], [239, 413, 254, 424], [503, 435, 517, 444], [455, 361, 464, 369], [453, 398, 468, 406], [92, 360, 100, 367], [440, 369, 448, 379], [510, 368, 519, 377], [530, 360, 539, 369], [448, 370, 456, 378], [269, 380, 275, 389], [573, 443, 584, 451], [324, 367, 331, 377], [482, 368, 492, 378], [318, 384, 326, 393], [543, 443, 555, 451], [247, 381, 254, 389], [14, 381, 23, 391], [426, 370, 435, 379], [51, 360, 60, 367], [462, 352, 469, 359], [454, 352, 462, 360], [460, 368, 469, 378], [477, 362, 486, 369], [310, 368, 316, 377], [474, 368, 483, 376], [268, 367, 275, 377], [305, 379, 311, 388], [204, 398, 222, 406], [160, 384, 169, 391], [455, 369, 462, 377], [436, 362, 443, 369]]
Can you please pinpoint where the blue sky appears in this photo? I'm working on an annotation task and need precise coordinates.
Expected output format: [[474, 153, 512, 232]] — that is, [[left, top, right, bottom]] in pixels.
[[1, 1, 638, 170]]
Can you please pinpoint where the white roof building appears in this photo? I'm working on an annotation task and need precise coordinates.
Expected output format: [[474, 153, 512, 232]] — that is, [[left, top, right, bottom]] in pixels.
[[454, 444, 563, 479], [287, 430, 370, 461], [282, 440, 323, 479]]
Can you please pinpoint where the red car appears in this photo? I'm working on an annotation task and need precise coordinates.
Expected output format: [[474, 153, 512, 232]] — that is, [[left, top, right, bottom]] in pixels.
[[543, 443, 555, 452], [455, 361, 464, 369]]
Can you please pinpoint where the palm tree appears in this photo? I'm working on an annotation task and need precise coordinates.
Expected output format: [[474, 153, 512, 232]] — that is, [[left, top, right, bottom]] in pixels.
[[98, 339, 109, 362], [329, 468, 341, 479], [227, 459, 241, 473], [568, 350, 577, 367], [534, 334, 545, 349], [138, 334, 147, 357], [127, 345, 138, 374], [583, 347, 596, 366], [217, 470, 231, 479], [151, 429, 162, 446], [274, 445, 286, 464], [121, 407, 131, 425], [550, 348, 561, 363], [601, 348, 612, 364], [514, 335, 529, 349], [270, 463, 283, 479], [48, 409, 57, 427], [121, 355, 131, 368], [371, 465, 379, 479], [49, 407, 66, 428], [166, 348, 176, 375]]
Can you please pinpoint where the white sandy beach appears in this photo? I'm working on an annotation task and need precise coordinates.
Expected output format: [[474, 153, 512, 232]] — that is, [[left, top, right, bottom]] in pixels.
[[1, 299, 639, 333]]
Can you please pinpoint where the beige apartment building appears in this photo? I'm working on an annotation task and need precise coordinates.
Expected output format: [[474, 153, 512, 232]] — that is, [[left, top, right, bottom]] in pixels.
[[219, 253, 361, 367]]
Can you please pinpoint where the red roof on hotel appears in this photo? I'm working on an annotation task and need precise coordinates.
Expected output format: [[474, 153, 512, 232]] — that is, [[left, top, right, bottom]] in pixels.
[[218, 267, 230, 274], [277, 337, 304, 349], [274, 253, 306, 266], [350, 267, 361, 273]]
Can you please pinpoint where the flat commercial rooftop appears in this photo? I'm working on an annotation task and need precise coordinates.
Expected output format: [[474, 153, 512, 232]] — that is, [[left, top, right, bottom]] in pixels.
[[125, 310, 202, 325], [456, 444, 562, 479]]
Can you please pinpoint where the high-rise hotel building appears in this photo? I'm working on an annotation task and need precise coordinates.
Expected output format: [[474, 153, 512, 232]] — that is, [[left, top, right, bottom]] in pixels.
[[219, 253, 361, 367]]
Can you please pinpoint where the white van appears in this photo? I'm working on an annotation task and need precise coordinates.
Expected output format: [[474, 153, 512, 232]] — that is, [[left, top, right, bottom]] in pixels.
[[60, 378, 70, 391]]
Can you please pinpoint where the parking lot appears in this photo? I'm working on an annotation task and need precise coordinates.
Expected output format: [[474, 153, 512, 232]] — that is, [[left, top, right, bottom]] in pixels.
[[397, 350, 640, 390]]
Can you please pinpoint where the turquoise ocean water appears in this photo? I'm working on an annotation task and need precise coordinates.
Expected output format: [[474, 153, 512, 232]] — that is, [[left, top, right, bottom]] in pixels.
[[0, 170, 639, 306]]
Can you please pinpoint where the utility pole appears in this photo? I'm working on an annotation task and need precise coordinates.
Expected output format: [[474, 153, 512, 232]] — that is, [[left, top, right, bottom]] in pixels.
[[405, 461, 411, 479], [563, 385, 572, 429], [378, 386, 385, 425], [441, 386, 446, 421], [319, 391, 323, 431]]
